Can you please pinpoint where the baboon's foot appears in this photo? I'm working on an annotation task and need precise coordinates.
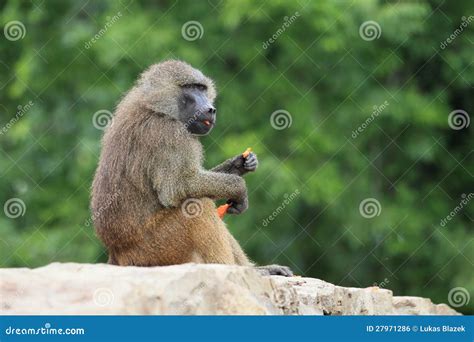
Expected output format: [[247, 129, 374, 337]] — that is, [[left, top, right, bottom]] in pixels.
[[256, 264, 293, 277]]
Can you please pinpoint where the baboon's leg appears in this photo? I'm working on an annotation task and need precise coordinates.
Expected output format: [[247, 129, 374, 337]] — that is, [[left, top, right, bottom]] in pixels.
[[227, 232, 252, 266], [191, 223, 236, 265], [227, 232, 293, 277], [107, 252, 118, 265], [187, 200, 236, 264]]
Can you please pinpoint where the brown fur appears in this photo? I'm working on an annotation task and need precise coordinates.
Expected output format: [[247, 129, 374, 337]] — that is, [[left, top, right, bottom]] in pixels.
[[91, 60, 252, 267]]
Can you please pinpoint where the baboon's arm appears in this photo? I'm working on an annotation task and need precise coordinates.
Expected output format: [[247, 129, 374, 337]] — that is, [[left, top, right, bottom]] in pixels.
[[187, 170, 248, 212], [211, 152, 258, 176], [154, 166, 248, 214], [211, 157, 242, 175]]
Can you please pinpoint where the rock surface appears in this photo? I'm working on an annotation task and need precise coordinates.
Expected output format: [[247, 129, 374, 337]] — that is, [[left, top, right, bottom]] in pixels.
[[0, 263, 460, 315]]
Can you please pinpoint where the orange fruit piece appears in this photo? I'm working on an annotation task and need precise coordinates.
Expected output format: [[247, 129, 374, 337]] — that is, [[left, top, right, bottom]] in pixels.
[[217, 203, 231, 219]]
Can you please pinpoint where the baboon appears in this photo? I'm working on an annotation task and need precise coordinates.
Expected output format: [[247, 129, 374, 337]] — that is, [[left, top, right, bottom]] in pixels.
[[91, 60, 292, 276]]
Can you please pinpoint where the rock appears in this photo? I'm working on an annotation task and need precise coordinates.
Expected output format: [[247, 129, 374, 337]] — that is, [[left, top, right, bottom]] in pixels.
[[0, 263, 460, 315]]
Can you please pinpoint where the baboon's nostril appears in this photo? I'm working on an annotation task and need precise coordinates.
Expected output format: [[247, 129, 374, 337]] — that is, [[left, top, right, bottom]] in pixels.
[[208, 106, 216, 114]]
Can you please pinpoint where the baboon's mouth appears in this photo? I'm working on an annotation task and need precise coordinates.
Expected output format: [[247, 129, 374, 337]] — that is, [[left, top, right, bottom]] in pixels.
[[202, 118, 215, 127]]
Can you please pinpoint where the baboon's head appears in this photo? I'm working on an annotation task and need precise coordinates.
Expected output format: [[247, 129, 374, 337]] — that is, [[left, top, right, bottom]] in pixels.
[[138, 60, 217, 136]]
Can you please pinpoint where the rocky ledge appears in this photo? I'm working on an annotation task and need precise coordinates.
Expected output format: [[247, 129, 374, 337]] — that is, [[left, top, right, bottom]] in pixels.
[[0, 263, 459, 315]]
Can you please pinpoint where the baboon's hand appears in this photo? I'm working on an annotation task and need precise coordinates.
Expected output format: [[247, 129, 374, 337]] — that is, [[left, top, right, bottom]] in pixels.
[[211, 153, 258, 176], [243, 152, 258, 172], [226, 196, 248, 215], [230, 152, 258, 174], [256, 265, 294, 277]]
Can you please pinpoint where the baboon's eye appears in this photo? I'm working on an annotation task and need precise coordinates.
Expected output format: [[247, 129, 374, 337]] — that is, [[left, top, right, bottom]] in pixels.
[[196, 84, 207, 91], [183, 83, 207, 91]]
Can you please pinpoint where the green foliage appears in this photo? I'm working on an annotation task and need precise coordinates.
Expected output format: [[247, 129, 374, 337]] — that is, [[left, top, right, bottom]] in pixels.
[[0, 0, 472, 313]]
